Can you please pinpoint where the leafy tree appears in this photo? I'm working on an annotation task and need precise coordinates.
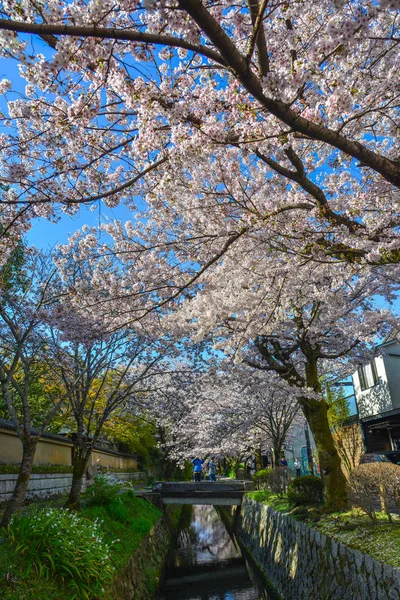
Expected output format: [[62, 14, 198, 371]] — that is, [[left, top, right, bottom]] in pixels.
[[102, 411, 161, 472], [327, 384, 364, 475]]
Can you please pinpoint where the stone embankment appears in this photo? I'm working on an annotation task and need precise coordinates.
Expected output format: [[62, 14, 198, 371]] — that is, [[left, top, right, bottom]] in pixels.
[[107, 504, 181, 600], [0, 471, 145, 502], [230, 497, 400, 600]]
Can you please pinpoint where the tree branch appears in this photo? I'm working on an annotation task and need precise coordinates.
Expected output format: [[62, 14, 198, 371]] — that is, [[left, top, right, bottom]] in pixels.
[[0, 18, 227, 66], [246, 0, 269, 75], [178, 0, 400, 188]]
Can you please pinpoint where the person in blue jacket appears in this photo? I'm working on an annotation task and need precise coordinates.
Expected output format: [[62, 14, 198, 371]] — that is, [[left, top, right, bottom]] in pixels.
[[191, 457, 204, 482]]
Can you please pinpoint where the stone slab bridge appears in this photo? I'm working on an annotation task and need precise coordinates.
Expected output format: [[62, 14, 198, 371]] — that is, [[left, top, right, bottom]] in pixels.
[[151, 481, 254, 505]]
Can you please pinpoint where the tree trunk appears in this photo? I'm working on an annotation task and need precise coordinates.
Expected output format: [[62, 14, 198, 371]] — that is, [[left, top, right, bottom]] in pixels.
[[255, 448, 263, 471], [273, 445, 282, 467], [300, 397, 347, 509], [65, 449, 91, 510], [1, 436, 38, 526], [379, 484, 392, 522]]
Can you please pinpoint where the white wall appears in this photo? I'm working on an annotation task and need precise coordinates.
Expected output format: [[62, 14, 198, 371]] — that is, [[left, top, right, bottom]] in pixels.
[[353, 355, 392, 419], [382, 342, 400, 410]]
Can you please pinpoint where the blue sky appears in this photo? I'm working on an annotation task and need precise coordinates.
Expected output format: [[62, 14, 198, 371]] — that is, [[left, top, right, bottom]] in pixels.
[[26, 201, 134, 249]]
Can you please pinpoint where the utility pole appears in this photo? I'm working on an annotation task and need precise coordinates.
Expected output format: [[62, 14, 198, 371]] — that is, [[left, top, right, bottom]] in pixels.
[[304, 426, 314, 475]]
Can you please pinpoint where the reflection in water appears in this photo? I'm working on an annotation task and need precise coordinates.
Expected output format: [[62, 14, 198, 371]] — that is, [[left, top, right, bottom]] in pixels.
[[159, 505, 263, 600]]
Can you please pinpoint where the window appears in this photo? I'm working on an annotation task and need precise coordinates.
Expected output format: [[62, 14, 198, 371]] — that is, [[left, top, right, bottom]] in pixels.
[[358, 360, 378, 391]]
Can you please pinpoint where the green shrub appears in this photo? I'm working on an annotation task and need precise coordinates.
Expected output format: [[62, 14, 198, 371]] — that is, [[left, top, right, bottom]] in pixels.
[[287, 475, 324, 506], [109, 467, 139, 473], [252, 468, 271, 490], [130, 517, 153, 536], [6, 507, 115, 598], [225, 468, 237, 479], [268, 467, 292, 496], [107, 497, 130, 523], [82, 474, 124, 506]]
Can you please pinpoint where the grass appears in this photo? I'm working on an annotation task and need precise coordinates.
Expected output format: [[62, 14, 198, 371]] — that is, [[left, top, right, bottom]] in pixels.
[[0, 492, 162, 599], [316, 509, 400, 568], [247, 490, 293, 513], [0, 539, 68, 600], [82, 492, 162, 570], [247, 490, 400, 569]]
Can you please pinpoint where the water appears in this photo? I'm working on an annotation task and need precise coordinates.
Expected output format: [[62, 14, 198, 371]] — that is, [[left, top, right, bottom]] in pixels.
[[158, 505, 270, 600]]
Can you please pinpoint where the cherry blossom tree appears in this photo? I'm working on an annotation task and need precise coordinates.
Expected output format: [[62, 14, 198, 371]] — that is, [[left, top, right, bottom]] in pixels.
[[168, 369, 302, 468], [45, 302, 166, 509], [231, 268, 396, 507], [0, 249, 65, 525], [0, 1, 399, 266], [53, 211, 398, 507], [0, 1, 398, 510], [131, 363, 214, 477]]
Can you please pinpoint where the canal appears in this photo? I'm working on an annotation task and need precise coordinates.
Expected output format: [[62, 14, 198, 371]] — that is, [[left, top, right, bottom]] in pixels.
[[158, 505, 273, 600]]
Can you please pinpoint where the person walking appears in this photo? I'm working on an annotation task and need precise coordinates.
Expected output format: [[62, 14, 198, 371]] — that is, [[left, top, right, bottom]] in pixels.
[[247, 455, 257, 477], [208, 458, 216, 482], [192, 457, 204, 482], [294, 458, 301, 477]]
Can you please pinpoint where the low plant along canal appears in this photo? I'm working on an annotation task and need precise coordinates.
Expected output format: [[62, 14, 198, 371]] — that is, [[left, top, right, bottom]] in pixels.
[[159, 505, 273, 600]]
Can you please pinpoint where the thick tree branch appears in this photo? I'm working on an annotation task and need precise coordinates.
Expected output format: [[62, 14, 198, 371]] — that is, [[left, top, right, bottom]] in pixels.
[[255, 149, 362, 233], [1, 13, 399, 184], [0, 18, 227, 66], [178, 0, 400, 188]]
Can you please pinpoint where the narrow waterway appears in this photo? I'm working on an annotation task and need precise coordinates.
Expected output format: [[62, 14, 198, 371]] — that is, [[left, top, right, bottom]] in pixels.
[[159, 505, 271, 600]]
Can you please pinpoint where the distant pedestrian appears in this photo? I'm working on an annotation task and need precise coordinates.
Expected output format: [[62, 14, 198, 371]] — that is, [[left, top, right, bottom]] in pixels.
[[208, 458, 216, 482], [280, 456, 288, 468], [192, 457, 204, 482], [294, 458, 301, 477], [247, 455, 257, 477]]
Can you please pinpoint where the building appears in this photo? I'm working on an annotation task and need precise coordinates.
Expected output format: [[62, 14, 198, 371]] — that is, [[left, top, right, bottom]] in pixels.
[[352, 338, 400, 453]]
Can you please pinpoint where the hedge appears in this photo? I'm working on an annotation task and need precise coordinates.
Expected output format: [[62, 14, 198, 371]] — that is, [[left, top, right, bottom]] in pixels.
[[287, 475, 324, 506]]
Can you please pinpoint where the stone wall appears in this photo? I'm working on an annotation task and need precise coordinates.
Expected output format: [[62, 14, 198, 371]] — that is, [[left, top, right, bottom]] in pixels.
[[0, 471, 145, 502], [235, 497, 400, 600], [107, 504, 181, 600]]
